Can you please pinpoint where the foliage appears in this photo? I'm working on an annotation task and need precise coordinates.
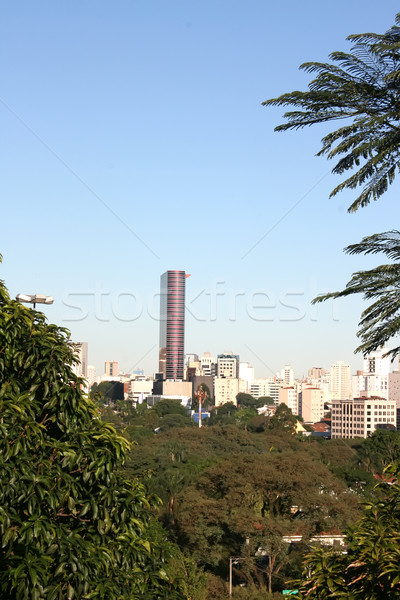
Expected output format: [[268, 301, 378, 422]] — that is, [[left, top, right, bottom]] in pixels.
[[313, 230, 400, 358], [90, 380, 124, 404], [125, 423, 386, 595], [236, 393, 264, 410], [258, 396, 275, 406], [263, 13, 400, 213], [267, 403, 297, 433], [358, 429, 400, 473], [152, 399, 188, 418], [0, 274, 185, 599], [208, 402, 238, 425], [294, 462, 400, 599]]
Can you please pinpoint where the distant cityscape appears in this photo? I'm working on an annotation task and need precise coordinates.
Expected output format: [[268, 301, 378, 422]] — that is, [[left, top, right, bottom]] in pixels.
[[71, 270, 400, 439]]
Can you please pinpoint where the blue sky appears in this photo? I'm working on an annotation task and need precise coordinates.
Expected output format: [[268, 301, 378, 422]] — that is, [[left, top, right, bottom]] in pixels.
[[2, 1, 400, 378]]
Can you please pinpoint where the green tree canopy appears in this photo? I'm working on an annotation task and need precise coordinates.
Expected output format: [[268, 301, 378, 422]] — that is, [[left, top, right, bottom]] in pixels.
[[90, 380, 124, 404], [263, 13, 400, 213], [294, 463, 400, 599], [0, 269, 185, 599]]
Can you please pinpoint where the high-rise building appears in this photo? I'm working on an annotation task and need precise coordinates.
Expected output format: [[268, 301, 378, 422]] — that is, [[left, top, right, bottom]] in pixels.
[[71, 342, 88, 378], [361, 349, 390, 400], [330, 361, 351, 400], [300, 387, 325, 422], [280, 365, 295, 385], [105, 361, 118, 377], [239, 362, 255, 392], [279, 386, 298, 414], [87, 365, 96, 386], [159, 270, 187, 380]]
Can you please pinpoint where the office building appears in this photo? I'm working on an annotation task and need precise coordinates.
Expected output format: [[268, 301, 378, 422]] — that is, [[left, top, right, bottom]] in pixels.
[[159, 270, 187, 380], [331, 397, 396, 438]]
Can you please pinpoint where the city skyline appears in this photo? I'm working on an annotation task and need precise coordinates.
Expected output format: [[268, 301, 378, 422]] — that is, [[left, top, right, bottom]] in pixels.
[[2, 2, 400, 378]]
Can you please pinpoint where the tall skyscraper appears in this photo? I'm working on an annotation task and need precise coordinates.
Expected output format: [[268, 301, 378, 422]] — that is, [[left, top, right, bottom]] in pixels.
[[159, 270, 187, 380]]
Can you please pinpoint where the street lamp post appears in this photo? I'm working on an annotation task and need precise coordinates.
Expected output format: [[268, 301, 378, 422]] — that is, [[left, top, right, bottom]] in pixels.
[[16, 294, 54, 309]]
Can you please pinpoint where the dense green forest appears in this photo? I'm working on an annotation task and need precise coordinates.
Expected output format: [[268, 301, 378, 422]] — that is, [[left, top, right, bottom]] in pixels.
[[97, 397, 400, 598]]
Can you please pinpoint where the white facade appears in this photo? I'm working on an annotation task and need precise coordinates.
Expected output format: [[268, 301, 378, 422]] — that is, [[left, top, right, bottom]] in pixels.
[[330, 361, 351, 400], [359, 350, 390, 400], [130, 378, 154, 403], [200, 352, 215, 376], [217, 353, 239, 378], [280, 365, 295, 385], [251, 379, 270, 399], [331, 397, 396, 438], [87, 365, 96, 386], [214, 377, 240, 406], [363, 349, 390, 377], [239, 362, 255, 392]]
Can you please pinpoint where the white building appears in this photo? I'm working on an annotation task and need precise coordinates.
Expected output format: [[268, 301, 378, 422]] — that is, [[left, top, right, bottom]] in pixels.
[[361, 349, 390, 400], [214, 377, 243, 406], [217, 352, 239, 378], [239, 362, 255, 392], [200, 352, 215, 376], [280, 365, 295, 385], [250, 379, 270, 399], [331, 397, 396, 438], [250, 378, 283, 404], [129, 378, 154, 404], [87, 365, 96, 386], [330, 361, 351, 401]]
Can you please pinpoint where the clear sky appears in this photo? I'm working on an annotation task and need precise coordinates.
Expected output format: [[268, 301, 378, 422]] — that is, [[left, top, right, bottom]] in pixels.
[[2, 1, 400, 379]]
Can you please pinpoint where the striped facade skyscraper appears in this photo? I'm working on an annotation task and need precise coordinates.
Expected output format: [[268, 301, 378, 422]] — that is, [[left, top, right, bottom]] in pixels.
[[159, 270, 187, 380]]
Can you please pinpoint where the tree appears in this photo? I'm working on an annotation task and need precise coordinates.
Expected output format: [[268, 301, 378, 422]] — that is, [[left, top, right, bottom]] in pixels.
[[236, 393, 266, 410], [294, 463, 400, 598], [0, 266, 185, 599], [258, 396, 275, 406], [152, 398, 188, 418], [90, 380, 124, 404], [264, 13, 400, 356], [263, 13, 400, 213], [313, 231, 400, 359], [267, 404, 297, 433]]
